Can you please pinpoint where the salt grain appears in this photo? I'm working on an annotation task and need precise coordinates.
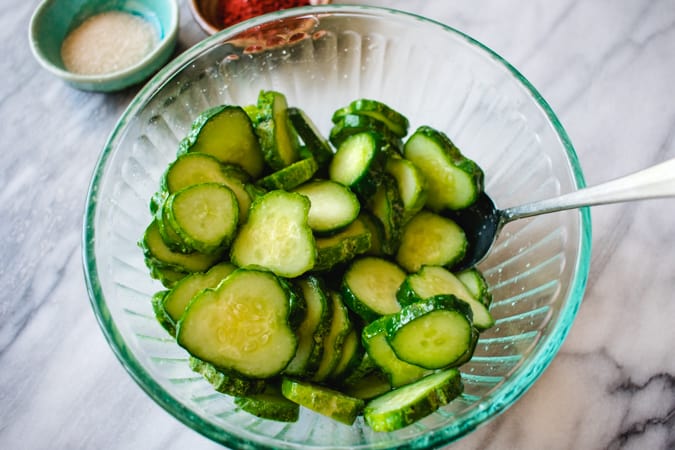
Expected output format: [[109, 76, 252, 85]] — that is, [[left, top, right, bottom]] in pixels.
[[61, 11, 158, 75]]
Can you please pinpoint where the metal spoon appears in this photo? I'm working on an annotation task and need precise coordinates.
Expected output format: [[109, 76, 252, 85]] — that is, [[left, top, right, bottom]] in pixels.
[[446, 157, 675, 271]]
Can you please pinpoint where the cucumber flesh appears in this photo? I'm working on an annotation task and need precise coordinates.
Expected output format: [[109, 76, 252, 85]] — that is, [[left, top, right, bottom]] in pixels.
[[363, 368, 463, 432], [386, 295, 474, 370], [162, 262, 237, 323], [403, 125, 483, 210], [294, 180, 360, 234], [166, 183, 239, 254], [230, 191, 315, 278], [398, 265, 494, 330], [177, 269, 298, 379], [341, 256, 405, 322], [362, 317, 429, 387], [281, 377, 365, 425], [179, 105, 264, 178], [396, 210, 467, 272]]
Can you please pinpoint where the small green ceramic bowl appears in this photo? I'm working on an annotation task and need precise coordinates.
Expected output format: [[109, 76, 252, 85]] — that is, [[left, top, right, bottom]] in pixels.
[[29, 0, 179, 92]]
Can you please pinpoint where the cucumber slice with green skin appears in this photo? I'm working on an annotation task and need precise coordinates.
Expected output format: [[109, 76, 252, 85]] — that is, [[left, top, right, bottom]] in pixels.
[[343, 369, 392, 400], [281, 377, 365, 425], [395, 210, 467, 272], [161, 152, 232, 194], [176, 269, 299, 379], [141, 220, 223, 274], [235, 384, 300, 422], [178, 105, 265, 179], [332, 99, 410, 138], [363, 368, 463, 432], [397, 265, 495, 330], [456, 268, 493, 307], [287, 107, 334, 168], [189, 357, 266, 397], [293, 180, 360, 235], [284, 276, 333, 377], [165, 183, 239, 255], [329, 114, 403, 152], [157, 199, 190, 253], [151, 290, 175, 336], [230, 191, 316, 278], [385, 157, 428, 223], [312, 291, 352, 382], [403, 125, 484, 211], [362, 316, 430, 387], [368, 174, 405, 255], [256, 90, 301, 171], [329, 327, 365, 381], [359, 211, 385, 256], [329, 131, 385, 199], [313, 216, 372, 272], [341, 256, 405, 322], [148, 264, 188, 288], [162, 262, 237, 324], [257, 157, 319, 191], [386, 295, 474, 370]]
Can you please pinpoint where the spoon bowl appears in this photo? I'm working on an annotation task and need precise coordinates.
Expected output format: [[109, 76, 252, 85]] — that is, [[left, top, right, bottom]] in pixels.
[[448, 157, 675, 269]]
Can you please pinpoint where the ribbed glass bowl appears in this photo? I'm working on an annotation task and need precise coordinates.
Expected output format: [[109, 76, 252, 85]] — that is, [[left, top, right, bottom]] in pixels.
[[83, 5, 591, 449]]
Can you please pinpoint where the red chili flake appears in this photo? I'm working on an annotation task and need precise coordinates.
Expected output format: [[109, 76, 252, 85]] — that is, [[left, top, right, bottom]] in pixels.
[[222, 0, 312, 28]]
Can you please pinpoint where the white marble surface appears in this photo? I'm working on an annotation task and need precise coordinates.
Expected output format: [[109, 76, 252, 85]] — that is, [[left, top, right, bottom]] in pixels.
[[3, 0, 674, 449]]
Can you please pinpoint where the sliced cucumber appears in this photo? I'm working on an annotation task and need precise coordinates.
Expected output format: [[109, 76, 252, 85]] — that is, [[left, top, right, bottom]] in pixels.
[[287, 106, 334, 168], [179, 105, 264, 178], [162, 262, 237, 324], [189, 356, 266, 397], [256, 90, 301, 170], [230, 190, 315, 278], [397, 265, 495, 331], [385, 157, 428, 222], [157, 199, 190, 253], [165, 183, 239, 254], [403, 125, 483, 210], [281, 377, 365, 425], [151, 290, 174, 335], [177, 269, 299, 379], [235, 384, 300, 422], [148, 264, 187, 288], [332, 99, 410, 138], [363, 368, 463, 432], [257, 157, 319, 191], [313, 216, 372, 272], [359, 211, 385, 256], [367, 174, 404, 255], [386, 295, 474, 370], [293, 180, 360, 235], [396, 210, 467, 272], [312, 291, 352, 382], [141, 220, 223, 274], [284, 276, 333, 377], [343, 369, 392, 400], [329, 327, 364, 381], [341, 256, 405, 322], [456, 267, 493, 307], [161, 152, 230, 194], [329, 131, 384, 199], [362, 317, 429, 387], [329, 113, 402, 152]]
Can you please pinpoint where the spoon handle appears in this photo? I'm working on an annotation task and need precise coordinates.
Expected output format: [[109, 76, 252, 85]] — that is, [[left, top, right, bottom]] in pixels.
[[504, 157, 675, 222]]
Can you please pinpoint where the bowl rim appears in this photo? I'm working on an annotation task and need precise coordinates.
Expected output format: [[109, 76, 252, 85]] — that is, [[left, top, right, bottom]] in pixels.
[[82, 4, 592, 449], [28, 0, 180, 86]]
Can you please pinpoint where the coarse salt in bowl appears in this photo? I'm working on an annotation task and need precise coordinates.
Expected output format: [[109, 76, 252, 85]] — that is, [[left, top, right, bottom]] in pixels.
[[83, 5, 591, 449], [29, 0, 179, 92]]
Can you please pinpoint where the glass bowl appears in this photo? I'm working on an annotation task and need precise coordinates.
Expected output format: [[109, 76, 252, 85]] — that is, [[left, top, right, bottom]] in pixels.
[[83, 5, 591, 449]]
